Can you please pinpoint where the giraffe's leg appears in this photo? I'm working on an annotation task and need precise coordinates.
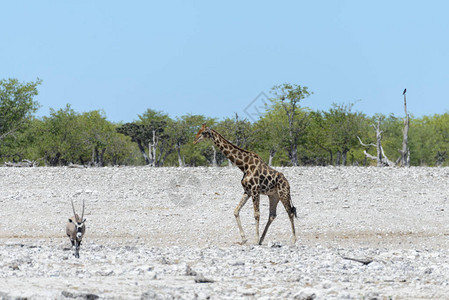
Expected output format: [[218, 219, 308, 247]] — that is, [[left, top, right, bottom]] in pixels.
[[252, 194, 260, 244], [259, 193, 279, 245], [280, 193, 297, 244], [234, 193, 250, 244]]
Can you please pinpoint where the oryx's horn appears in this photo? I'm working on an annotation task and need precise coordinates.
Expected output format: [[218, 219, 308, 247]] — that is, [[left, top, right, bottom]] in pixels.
[[71, 199, 77, 218], [81, 199, 85, 221]]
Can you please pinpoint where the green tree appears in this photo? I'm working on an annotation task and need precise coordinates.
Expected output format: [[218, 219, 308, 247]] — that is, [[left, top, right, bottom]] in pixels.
[[430, 113, 449, 165], [0, 78, 41, 147], [253, 105, 290, 166], [216, 114, 254, 149], [38, 105, 84, 166], [117, 109, 174, 166], [269, 83, 312, 166], [410, 113, 449, 166], [78, 110, 117, 166], [165, 114, 215, 167], [303, 111, 335, 165], [377, 114, 403, 163], [215, 113, 254, 166], [138, 109, 173, 166], [409, 115, 434, 166], [105, 126, 141, 166], [179, 115, 217, 166], [322, 103, 368, 166], [0, 117, 42, 163], [116, 122, 153, 164]]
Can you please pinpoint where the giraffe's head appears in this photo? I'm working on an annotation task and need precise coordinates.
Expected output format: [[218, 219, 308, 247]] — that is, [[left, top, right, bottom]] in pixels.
[[193, 123, 211, 144]]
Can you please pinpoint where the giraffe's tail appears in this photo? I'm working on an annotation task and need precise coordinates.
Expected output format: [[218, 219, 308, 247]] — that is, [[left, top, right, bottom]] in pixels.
[[289, 195, 297, 218], [291, 205, 297, 218]]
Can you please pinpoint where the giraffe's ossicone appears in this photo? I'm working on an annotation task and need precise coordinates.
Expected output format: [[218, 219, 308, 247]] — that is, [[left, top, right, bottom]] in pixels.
[[194, 123, 297, 245]]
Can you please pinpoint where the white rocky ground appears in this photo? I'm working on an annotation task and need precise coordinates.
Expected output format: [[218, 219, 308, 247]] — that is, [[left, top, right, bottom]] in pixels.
[[0, 166, 449, 299]]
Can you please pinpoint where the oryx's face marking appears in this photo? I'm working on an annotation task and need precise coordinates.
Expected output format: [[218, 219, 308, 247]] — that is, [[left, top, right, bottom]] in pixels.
[[76, 222, 84, 239], [69, 218, 86, 240]]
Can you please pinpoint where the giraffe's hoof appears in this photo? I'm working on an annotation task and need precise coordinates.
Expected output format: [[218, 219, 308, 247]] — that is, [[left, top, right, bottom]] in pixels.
[[254, 237, 260, 245]]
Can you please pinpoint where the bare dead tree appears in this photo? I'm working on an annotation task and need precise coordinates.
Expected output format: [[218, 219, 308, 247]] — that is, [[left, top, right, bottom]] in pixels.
[[358, 89, 411, 167], [211, 145, 218, 167], [3, 159, 38, 167], [399, 89, 410, 167], [357, 118, 396, 167]]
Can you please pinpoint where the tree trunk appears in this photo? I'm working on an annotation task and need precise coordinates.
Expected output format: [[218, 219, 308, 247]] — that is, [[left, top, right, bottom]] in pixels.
[[375, 119, 383, 166], [152, 130, 157, 167], [49, 152, 61, 166], [336, 151, 341, 166], [99, 148, 106, 167], [400, 118, 410, 166], [400, 90, 410, 167], [176, 143, 183, 167], [94, 147, 101, 167], [148, 141, 154, 166], [148, 130, 158, 167], [137, 142, 151, 165], [91, 148, 95, 166], [268, 149, 277, 166], [342, 150, 348, 166], [212, 146, 218, 167], [289, 143, 299, 166], [159, 149, 173, 167], [228, 158, 233, 168], [156, 146, 163, 167]]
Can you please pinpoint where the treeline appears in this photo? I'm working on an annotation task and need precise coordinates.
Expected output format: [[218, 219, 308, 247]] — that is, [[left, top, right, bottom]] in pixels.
[[1, 79, 448, 167]]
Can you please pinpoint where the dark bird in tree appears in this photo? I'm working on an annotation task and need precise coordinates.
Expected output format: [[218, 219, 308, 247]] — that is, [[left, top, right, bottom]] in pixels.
[[403, 88, 406, 95]]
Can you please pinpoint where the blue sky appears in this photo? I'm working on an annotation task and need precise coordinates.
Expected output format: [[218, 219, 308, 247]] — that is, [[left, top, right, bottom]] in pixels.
[[1, 1, 448, 123]]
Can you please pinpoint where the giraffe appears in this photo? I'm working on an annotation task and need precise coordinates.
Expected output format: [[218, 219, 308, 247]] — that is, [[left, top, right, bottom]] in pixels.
[[194, 123, 297, 245]]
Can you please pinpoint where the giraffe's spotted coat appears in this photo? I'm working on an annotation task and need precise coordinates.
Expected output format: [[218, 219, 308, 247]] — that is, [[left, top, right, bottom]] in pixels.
[[194, 124, 297, 245]]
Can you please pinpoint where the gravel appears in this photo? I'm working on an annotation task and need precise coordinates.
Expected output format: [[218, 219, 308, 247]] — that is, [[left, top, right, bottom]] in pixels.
[[0, 166, 449, 299]]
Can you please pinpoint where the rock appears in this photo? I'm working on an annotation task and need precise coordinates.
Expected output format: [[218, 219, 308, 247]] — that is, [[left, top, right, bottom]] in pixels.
[[141, 290, 164, 300], [270, 242, 283, 248], [194, 274, 215, 283], [61, 291, 99, 299], [293, 289, 317, 300], [84, 294, 100, 300], [185, 265, 198, 276]]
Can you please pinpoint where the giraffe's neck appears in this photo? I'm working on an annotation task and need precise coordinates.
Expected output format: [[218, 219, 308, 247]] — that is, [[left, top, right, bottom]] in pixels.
[[209, 129, 252, 171]]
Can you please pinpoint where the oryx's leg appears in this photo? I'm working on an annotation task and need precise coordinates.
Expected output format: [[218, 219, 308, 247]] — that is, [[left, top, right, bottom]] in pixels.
[[234, 193, 250, 244], [259, 193, 280, 245], [74, 241, 80, 258]]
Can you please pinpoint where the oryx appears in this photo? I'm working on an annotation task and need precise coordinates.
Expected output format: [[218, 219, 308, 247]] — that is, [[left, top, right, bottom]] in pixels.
[[66, 199, 86, 258]]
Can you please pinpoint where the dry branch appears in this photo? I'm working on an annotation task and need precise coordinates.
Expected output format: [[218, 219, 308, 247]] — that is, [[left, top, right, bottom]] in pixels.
[[357, 118, 396, 167], [3, 160, 37, 167], [341, 255, 374, 265]]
